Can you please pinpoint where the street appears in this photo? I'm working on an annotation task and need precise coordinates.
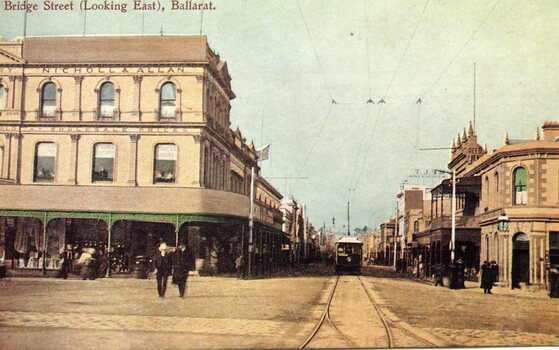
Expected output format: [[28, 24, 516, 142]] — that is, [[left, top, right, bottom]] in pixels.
[[0, 267, 558, 349]]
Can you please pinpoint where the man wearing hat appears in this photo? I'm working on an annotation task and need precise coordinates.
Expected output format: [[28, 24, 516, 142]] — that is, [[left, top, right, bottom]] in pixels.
[[173, 243, 196, 298], [154, 242, 171, 297]]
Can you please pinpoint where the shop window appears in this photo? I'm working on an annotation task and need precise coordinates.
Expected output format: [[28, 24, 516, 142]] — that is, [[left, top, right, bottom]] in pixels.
[[92, 143, 115, 182], [154, 144, 176, 183], [99, 82, 115, 118], [513, 167, 528, 205], [0, 84, 5, 109], [159, 82, 176, 119], [34, 142, 56, 182], [13, 218, 43, 269], [41, 82, 57, 117]]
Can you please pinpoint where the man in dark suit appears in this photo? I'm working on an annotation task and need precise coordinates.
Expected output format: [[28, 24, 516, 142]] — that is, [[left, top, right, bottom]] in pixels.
[[58, 244, 74, 279], [173, 244, 196, 298], [154, 242, 171, 298]]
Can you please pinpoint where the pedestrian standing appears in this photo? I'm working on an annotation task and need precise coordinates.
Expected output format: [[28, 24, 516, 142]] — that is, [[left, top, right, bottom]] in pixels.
[[549, 265, 559, 298], [154, 242, 171, 298], [172, 244, 196, 298], [235, 254, 244, 277], [58, 244, 74, 279], [480, 261, 491, 294], [489, 260, 498, 293]]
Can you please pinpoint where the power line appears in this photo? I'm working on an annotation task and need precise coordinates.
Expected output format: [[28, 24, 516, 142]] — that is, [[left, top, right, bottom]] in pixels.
[[295, 0, 334, 101], [349, 103, 373, 191], [353, 103, 384, 192], [382, 0, 430, 99], [422, 0, 500, 99], [295, 102, 336, 185], [348, 1, 374, 194], [363, 0, 372, 98]]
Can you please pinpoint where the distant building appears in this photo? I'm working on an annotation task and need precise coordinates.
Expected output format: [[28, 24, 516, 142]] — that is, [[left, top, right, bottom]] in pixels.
[[396, 185, 431, 268]]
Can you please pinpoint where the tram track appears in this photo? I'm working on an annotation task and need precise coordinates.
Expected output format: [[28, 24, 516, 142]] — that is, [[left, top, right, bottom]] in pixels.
[[301, 275, 438, 348]]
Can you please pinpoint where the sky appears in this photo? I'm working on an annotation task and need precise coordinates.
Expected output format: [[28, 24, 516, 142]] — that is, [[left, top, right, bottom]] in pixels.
[[1, 0, 559, 233]]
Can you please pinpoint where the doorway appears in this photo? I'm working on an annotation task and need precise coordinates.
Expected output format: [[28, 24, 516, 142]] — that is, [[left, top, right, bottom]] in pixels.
[[512, 232, 530, 288]]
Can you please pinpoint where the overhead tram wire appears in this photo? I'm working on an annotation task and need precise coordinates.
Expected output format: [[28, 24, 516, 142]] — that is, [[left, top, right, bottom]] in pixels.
[[352, 102, 384, 192], [351, 0, 429, 194], [382, 0, 430, 100], [295, 102, 336, 186], [348, 0, 374, 194], [421, 0, 500, 100], [296, 0, 334, 101]]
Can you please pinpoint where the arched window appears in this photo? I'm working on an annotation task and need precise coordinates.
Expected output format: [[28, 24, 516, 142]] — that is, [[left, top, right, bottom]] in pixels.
[[154, 144, 176, 183], [92, 143, 115, 182], [99, 82, 115, 118], [160, 82, 176, 119], [413, 221, 419, 234], [34, 142, 56, 182], [41, 82, 57, 117], [513, 167, 528, 205], [494, 172, 499, 192], [0, 84, 5, 109]]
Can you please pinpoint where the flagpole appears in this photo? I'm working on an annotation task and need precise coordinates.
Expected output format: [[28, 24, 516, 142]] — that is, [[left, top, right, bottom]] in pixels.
[[248, 166, 255, 278], [83, 6, 87, 36], [23, 9, 28, 38]]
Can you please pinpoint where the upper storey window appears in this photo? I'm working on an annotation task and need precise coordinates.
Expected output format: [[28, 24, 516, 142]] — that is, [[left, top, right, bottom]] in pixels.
[[154, 144, 176, 183], [41, 83, 57, 117], [92, 143, 115, 182], [99, 82, 115, 118], [513, 167, 528, 205], [0, 84, 5, 109], [34, 142, 56, 182], [160, 82, 177, 119]]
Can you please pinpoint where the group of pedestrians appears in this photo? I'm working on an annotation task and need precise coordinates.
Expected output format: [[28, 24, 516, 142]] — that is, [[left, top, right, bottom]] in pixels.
[[154, 242, 196, 298], [58, 244, 109, 280], [480, 260, 499, 294]]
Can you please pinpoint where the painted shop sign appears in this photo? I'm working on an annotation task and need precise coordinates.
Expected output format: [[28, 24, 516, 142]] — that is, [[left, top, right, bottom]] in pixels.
[[37, 66, 191, 74], [0, 126, 195, 134]]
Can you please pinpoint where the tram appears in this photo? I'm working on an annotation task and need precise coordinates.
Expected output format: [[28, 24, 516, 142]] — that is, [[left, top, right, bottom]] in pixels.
[[335, 236, 363, 274]]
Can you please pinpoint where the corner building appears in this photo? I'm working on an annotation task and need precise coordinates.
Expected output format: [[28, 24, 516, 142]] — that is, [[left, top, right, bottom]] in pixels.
[[0, 36, 284, 276]]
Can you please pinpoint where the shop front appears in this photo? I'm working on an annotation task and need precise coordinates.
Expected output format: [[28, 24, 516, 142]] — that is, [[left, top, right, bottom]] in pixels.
[[0, 209, 284, 278]]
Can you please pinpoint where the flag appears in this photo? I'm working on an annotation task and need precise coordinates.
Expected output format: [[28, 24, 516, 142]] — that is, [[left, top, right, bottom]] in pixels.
[[257, 144, 270, 161]]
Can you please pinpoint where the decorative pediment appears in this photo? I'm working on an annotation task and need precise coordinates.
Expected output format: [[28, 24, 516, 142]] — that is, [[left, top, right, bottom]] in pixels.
[[0, 47, 24, 64]]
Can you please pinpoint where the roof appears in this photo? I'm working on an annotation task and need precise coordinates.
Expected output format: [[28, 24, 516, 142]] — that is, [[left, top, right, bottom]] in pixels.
[[464, 140, 559, 177], [336, 236, 363, 244], [22, 36, 210, 64]]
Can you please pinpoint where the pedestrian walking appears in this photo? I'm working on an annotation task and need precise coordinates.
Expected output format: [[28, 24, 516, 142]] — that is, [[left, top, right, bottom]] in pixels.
[[154, 242, 171, 298], [58, 244, 74, 279], [77, 247, 97, 280], [480, 261, 492, 294], [172, 244, 196, 298]]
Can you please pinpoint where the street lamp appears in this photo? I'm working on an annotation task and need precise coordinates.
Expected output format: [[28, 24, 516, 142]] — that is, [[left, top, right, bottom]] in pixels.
[[497, 214, 509, 232]]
